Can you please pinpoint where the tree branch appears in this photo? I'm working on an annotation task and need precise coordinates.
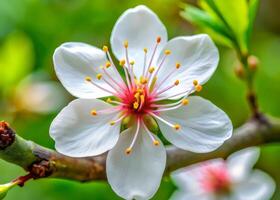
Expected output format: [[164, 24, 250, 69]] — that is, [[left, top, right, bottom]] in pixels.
[[1, 117, 280, 182]]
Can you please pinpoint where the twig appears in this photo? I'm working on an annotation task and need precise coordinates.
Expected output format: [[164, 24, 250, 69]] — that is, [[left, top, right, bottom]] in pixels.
[[1, 117, 280, 182]]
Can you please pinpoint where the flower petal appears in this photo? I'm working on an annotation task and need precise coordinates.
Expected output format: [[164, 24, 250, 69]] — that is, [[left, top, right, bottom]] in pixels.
[[50, 98, 121, 157], [227, 147, 260, 183], [157, 96, 232, 153], [154, 34, 219, 99], [110, 5, 168, 78], [171, 159, 224, 200], [170, 191, 211, 200], [233, 170, 275, 200], [106, 125, 166, 200], [54, 42, 116, 98]]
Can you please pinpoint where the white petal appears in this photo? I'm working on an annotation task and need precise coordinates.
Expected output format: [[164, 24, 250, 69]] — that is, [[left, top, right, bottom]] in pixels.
[[110, 5, 168, 78], [157, 96, 232, 153], [227, 147, 260, 183], [170, 191, 212, 200], [107, 126, 166, 200], [53, 42, 115, 98], [233, 170, 275, 200], [171, 158, 224, 193], [155, 34, 219, 99], [171, 159, 224, 200], [50, 99, 121, 157]]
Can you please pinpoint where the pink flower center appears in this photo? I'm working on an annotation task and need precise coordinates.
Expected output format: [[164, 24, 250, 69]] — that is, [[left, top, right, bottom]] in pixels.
[[200, 163, 232, 195], [84, 37, 203, 154]]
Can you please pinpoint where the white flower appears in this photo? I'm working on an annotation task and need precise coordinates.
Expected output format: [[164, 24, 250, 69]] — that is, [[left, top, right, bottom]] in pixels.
[[50, 5, 233, 200], [171, 147, 276, 200]]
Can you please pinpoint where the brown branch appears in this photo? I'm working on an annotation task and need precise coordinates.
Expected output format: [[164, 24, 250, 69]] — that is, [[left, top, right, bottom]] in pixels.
[[1, 117, 280, 182]]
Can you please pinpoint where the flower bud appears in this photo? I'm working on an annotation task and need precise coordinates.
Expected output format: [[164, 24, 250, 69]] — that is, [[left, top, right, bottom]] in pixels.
[[0, 121, 15, 150], [247, 55, 259, 71], [0, 182, 17, 199], [234, 64, 245, 79]]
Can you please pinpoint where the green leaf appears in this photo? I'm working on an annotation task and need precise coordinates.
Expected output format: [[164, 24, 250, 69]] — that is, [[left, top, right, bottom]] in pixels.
[[180, 4, 233, 43], [201, 0, 249, 54], [246, 0, 259, 48], [0, 32, 34, 91]]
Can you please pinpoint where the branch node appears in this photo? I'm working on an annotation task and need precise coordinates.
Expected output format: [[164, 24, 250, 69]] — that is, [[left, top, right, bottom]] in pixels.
[[0, 121, 15, 150], [29, 160, 53, 179]]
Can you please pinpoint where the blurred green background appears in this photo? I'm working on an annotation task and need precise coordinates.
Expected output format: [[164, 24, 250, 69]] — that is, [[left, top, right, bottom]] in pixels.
[[0, 0, 280, 199]]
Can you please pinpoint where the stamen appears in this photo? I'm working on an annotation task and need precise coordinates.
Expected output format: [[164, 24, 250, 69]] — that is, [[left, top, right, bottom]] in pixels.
[[150, 50, 171, 86], [109, 114, 127, 126], [123, 41, 135, 87], [90, 107, 120, 116], [157, 36, 161, 43], [176, 62, 181, 69], [91, 109, 97, 116], [101, 66, 126, 92], [105, 61, 111, 68], [195, 85, 203, 92], [154, 79, 180, 96], [149, 112, 178, 130], [149, 67, 155, 73], [124, 40, 128, 48], [85, 76, 92, 82], [182, 99, 189, 105], [193, 80, 198, 86], [119, 59, 126, 66], [164, 49, 171, 55], [142, 48, 148, 76], [103, 45, 126, 88], [102, 45, 108, 52], [120, 59, 132, 91], [140, 76, 148, 84], [145, 36, 161, 77], [125, 118, 141, 155], [174, 124, 181, 130], [85, 77, 118, 96], [96, 73, 102, 80], [143, 123, 160, 146], [153, 85, 196, 101], [153, 63, 181, 93]]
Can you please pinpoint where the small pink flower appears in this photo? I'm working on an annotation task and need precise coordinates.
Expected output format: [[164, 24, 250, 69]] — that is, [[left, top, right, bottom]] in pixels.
[[50, 5, 233, 199], [171, 147, 276, 200]]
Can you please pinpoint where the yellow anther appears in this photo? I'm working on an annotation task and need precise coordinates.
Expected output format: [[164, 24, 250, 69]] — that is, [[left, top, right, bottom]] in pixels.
[[182, 99, 189, 105], [103, 45, 108, 52], [133, 102, 139, 109], [105, 61, 111, 68], [140, 95, 145, 103], [164, 49, 171, 55], [149, 67, 155, 73], [124, 40, 128, 48], [143, 48, 148, 53], [193, 80, 198, 86], [174, 80, 180, 86], [195, 85, 203, 92], [176, 62, 181, 69], [119, 59, 126, 66], [110, 121, 116, 126], [140, 76, 148, 84], [157, 36, 161, 43], [91, 109, 97, 116], [125, 148, 132, 155], [174, 124, 181, 131], [96, 73, 102, 80], [130, 60, 135, 65], [106, 98, 112, 103], [85, 76, 92, 82], [153, 140, 160, 146]]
